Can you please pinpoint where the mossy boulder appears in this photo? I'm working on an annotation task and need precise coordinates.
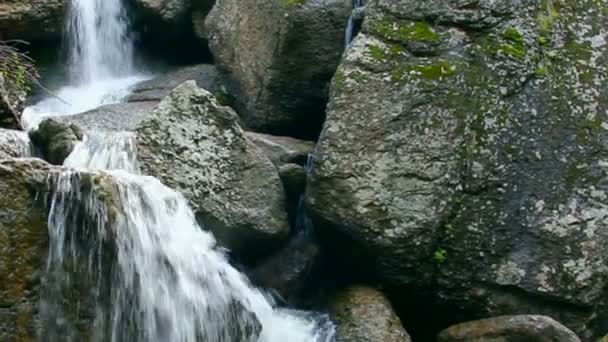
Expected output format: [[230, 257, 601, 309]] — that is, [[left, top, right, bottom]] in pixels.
[[307, 0, 608, 338], [204, 0, 351, 138]]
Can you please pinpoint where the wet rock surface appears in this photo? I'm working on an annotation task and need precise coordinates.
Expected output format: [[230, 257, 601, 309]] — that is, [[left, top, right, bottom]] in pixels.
[[30, 118, 83, 165], [0, 128, 30, 159]]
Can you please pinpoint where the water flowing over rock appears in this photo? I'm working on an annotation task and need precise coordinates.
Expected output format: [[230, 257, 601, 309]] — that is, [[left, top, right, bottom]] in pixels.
[[56, 101, 158, 132], [307, 0, 608, 338], [205, 0, 351, 137], [136, 81, 290, 259], [0, 128, 31, 159], [0, 0, 66, 41], [329, 285, 411, 341], [0, 158, 114, 341], [437, 315, 581, 342]]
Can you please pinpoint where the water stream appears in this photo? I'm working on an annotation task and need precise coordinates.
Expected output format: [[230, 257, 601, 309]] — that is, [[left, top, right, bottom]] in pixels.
[[22, 0, 149, 130], [345, 0, 367, 47], [32, 0, 336, 340]]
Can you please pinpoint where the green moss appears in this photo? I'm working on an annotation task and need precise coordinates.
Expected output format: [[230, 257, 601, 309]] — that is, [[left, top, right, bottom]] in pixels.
[[434, 248, 447, 265], [537, 0, 560, 36], [371, 19, 439, 44], [279, 0, 304, 6], [391, 59, 456, 83], [332, 69, 346, 91]]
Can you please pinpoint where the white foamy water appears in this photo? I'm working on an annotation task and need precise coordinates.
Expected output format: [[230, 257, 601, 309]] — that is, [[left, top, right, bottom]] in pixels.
[[42, 133, 335, 341], [22, 0, 149, 130]]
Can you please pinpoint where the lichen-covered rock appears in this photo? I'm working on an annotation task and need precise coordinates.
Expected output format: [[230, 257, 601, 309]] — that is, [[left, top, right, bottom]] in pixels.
[[136, 81, 290, 259], [437, 315, 581, 342], [0, 128, 30, 159], [205, 0, 351, 137], [307, 0, 608, 338], [30, 118, 83, 165], [0, 0, 66, 41], [329, 285, 411, 342], [0, 74, 26, 129]]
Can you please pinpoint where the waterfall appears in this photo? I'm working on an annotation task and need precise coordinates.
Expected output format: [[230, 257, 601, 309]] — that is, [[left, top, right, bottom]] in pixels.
[[41, 133, 336, 341], [66, 0, 134, 84], [22, 0, 149, 130], [344, 0, 367, 47]]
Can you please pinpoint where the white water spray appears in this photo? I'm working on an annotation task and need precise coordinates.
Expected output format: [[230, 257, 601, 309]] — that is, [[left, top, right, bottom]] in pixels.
[[22, 0, 149, 130], [42, 134, 335, 341]]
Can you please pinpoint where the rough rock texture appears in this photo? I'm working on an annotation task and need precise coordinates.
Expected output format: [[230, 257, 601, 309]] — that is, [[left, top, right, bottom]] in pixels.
[[437, 315, 581, 342], [127, 64, 233, 104], [329, 285, 411, 342], [0, 158, 49, 342], [0, 128, 30, 159], [0, 158, 117, 341], [0, 0, 66, 41], [136, 81, 289, 258], [205, 0, 351, 137], [30, 118, 83, 165], [57, 101, 158, 132], [306, 0, 608, 338], [0, 74, 26, 129]]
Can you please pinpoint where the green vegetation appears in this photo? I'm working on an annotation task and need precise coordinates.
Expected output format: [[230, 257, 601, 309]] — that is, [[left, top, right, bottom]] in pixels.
[[0, 41, 38, 94], [434, 248, 447, 265], [372, 19, 439, 44], [279, 0, 305, 7]]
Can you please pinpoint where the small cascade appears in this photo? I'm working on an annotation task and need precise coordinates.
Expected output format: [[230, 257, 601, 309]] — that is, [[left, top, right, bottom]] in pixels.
[[66, 0, 134, 84], [40, 133, 336, 341], [22, 0, 149, 130], [344, 0, 367, 47]]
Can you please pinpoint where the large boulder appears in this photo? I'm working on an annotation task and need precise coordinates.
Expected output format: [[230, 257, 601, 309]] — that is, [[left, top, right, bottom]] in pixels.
[[205, 0, 351, 138], [135, 81, 290, 259], [0, 0, 66, 41], [30, 118, 83, 165], [306, 0, 608, 338], [0, 128, 30, 159], [437, 315, 581, 342], [329, 285, 411, 342]]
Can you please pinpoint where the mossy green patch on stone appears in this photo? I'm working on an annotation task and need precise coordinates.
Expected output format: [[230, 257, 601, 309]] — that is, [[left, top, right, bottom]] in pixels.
[[371, 19, 439, 44], [391, 59, 457, 83], [279, 0, 305, 6]]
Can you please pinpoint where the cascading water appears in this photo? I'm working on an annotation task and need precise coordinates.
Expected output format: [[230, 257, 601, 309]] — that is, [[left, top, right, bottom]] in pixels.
[[22, 0, 149, 130], [42, 133, 336, 341], [344, 0, 367, 46]]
